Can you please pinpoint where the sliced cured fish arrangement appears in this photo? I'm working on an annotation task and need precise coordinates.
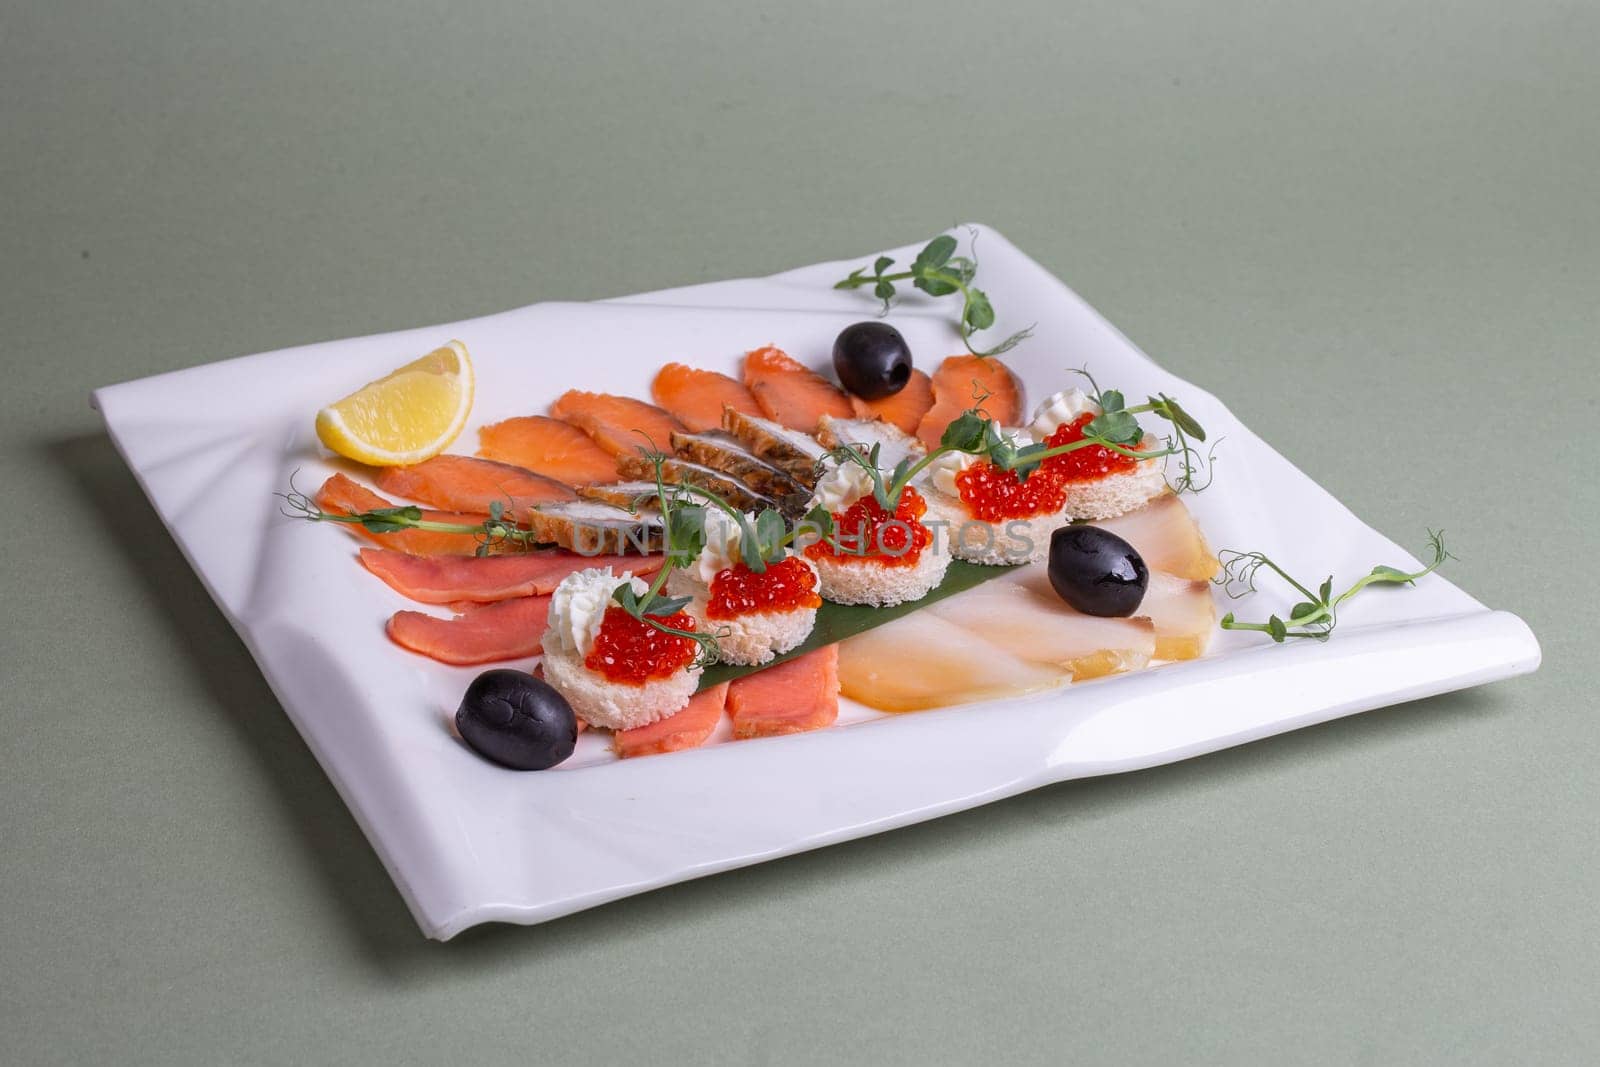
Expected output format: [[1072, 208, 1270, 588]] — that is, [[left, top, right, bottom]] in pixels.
[[101, 227, 1499, 944], [288, 314, 1306, 775]]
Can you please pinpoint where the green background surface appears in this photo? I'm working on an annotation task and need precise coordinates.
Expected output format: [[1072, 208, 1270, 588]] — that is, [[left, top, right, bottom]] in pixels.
[[4, 1, 1596, 1063]]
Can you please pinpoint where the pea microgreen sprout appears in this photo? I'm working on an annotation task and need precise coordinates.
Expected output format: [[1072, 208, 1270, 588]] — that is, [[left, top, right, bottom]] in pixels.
[[607, 451, 723, 667], [665, 480, 841, 565], [276, 472, 541, 555], [821, 367, 1216, 520], [819, 409, 1020, 517], [942, 369, 1216, 494], [1069, 368, 1217, 494], [833, 229, 1034, 358], [1216, 531, 1453, 642]]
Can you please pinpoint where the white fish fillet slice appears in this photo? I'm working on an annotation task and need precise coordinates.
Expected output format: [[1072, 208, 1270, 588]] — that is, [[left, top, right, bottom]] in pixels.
[[1005, 560, 1212, 662], [837, 612, 1064, 712], [1093, 492, 1219, 580], [1138, 571, 1217, 660], [932, 576, 1155, 680]]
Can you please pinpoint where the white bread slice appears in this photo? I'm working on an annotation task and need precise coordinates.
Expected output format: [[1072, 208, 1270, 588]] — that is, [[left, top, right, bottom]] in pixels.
[[541, 644, 701, 731], [1059, 436, 1168, 520], [813, 541, 950, 606], [666, 568, 818, 666], [922, 491, 1062, 565]]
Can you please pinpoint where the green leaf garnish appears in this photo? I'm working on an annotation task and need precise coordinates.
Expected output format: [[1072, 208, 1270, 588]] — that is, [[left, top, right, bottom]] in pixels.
[[647, 594, 694, 616], [939, 410, 989, 453], [834, 228, 1033, 358], [911, 234, 957, 272], [962, 288, 995, 332], [1084, 409, 1141, 446], [1216, 531, 1453, 642], [277, 473, 544, 552], [665, 503, 708, 567]]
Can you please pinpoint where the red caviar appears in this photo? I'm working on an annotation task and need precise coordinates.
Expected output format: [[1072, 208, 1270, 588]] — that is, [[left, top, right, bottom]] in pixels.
[[585, 606, 698, 685], [708, 556, 821, 619], [1042, 412, 1139, 482], [955, 461, 1068, 521], [804, 485, 932, 568]]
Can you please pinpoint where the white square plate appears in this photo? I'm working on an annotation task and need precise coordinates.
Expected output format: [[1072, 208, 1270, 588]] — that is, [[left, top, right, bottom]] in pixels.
[[93, 226, 1539, 939]]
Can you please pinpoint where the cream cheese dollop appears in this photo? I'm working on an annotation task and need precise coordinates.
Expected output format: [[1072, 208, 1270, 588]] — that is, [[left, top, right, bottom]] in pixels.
[[546, 568, 648, 657], [692, 508, 746, 586], [1029, 387, 1100, 439], [927, 428, 1034, 498], [809, 459, 877, 514], [927, 449, 977, 497]]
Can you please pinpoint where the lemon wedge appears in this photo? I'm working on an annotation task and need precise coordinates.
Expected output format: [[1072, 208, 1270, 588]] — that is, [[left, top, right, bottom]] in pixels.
[[315, 341, 474, 466]]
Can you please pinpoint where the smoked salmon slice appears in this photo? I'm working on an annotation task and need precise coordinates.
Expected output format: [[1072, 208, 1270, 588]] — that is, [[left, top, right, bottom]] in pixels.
[[358, 547, 663, 605], [726, 645, 840, 739], [549, 391, 686, 458], [314, 473, 486, 556], [477, 416, 621, 486], [915, 355, 1023, 450], [850, 368, 934, 435], [613, 682, 729, 758], [651, 363, 762, 433], [374, 454, 574, 519], [386, 596, 551, 665], [742, 346, 853, 432]]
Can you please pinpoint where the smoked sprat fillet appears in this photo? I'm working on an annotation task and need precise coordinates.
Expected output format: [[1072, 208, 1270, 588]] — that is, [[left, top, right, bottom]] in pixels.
[[614, 453, 784, 514], [916, 355, 1023, 450], [477, 415, 621, 486], [358, 547, 663, 605], [742, 346, 854, 431], [374, 454, 575, 517], [668, 430, 807, 501], [652, 363, 763, 433], [387, 596, 552, 665], [575, 480, 667, 509], [550, 390, 687, 458], [721, 406, 828, 488]]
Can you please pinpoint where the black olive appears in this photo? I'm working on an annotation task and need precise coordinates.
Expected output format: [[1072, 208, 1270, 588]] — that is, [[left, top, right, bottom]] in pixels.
[[832, 321, 913, 401], [455, 670, 577, 771], [1047, 525, 1149, 617]]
